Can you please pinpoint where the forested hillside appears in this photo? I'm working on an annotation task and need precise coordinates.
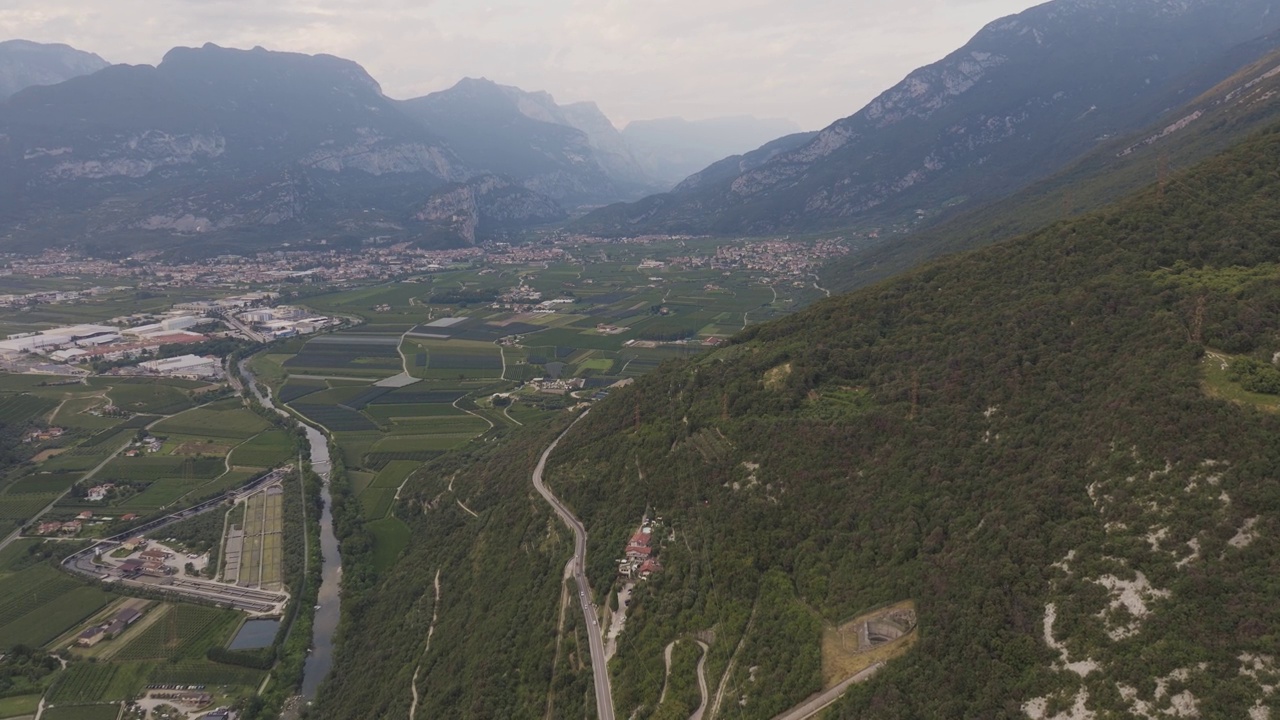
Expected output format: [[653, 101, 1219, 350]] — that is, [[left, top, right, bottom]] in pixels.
[[318, 418, 597, 718], [322, 123, 1280, 717]]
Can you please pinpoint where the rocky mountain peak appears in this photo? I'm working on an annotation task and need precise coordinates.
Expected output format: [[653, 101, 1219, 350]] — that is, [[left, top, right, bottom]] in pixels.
[[0, 39, 109, 100]]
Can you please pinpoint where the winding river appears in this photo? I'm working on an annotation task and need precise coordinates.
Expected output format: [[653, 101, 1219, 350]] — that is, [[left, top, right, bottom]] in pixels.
[[238, 360, 342, 700]]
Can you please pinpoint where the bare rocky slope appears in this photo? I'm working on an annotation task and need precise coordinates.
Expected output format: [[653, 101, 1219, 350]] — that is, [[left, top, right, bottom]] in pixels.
[[576, 0, 1280, 236]]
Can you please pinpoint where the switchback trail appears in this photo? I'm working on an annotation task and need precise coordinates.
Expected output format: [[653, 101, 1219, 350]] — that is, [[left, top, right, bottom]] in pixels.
[[409, 569, 442, 720]]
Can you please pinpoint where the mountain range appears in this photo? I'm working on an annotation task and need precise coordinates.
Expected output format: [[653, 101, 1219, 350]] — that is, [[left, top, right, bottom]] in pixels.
[[7, 0, 1280, 262], [0, 43, 805, 252], [577, 0, 1280, 237], [0, 39, 107, 100], [621, 116, 806, 186]]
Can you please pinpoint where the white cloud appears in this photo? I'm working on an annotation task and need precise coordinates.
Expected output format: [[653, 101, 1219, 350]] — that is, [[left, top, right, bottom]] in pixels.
[[0, 0, 1042, 129]]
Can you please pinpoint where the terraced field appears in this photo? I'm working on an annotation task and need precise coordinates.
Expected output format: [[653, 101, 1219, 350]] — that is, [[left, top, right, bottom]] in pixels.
[[237, 486, 285, 590]]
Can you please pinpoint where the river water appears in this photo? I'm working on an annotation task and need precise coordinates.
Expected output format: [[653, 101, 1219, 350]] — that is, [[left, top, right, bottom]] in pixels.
[[238, 360, 342, 700]]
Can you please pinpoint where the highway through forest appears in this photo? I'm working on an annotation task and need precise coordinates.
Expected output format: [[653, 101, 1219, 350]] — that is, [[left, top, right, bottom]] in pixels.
[[531, 410, 616, 720]]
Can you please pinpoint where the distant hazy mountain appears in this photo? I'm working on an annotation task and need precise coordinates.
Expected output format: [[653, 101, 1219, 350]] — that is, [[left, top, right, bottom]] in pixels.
[[401, 78, 657, 206], [414, 173, 566, 245], [821, 29, 1280, 295], [0, 40, 108, 100], [579, 0, 1280, 236], [0, 44, 463, 250], [671, 131, 818, 193], [621, 116, 805, 186]]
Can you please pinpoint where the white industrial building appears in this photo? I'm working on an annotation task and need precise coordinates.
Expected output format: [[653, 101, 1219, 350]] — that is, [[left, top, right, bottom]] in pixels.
[[123, 315, 201, 338], [0, 324, 119, 358], [138, 354, 221, 379]]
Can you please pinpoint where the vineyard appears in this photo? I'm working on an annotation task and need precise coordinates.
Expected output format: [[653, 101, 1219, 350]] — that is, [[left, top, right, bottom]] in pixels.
[[0, 566, 81, 627], [228, 430, 295, 468], [148, 659, 266, 687], [0, 493, 59, 519], [114, 604, 239, 662], [0, 585, 114, 649], [151, 407, 271, 441], [0, 393, 56, 425], [47, 663, 117, 704], [289, 404, 378, 431], [99, 456, 224, 482], [8, 471, 81, 495], [42, 704, 122, 720]]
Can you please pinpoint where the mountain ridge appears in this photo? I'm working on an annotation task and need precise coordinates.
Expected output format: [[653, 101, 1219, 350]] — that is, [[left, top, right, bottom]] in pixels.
[[0, 39, 108, 100], [322, 116, 1280, 719], [576, 0, 1280, 236]]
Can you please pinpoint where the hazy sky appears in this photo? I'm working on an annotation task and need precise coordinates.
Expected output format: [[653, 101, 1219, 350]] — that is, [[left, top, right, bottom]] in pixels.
[[0, 0, 1044, 130]]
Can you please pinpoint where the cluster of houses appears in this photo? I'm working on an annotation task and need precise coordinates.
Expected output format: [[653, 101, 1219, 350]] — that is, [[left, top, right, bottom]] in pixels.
[[75, 606, 145, 647], [21, 426, 64, 443], [124, 435, 165, 456], [86, 483, 115, 502], [33, 508, 134, 536], [115, 538, 177, 578], [34, 519, 83, 535], [617, 519, 663, 580]]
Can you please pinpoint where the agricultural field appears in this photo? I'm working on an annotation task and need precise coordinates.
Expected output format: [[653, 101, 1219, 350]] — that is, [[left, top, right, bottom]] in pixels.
[[0, 693, 40, 718], [359, 487, 395, 521], [47, 663, 120, 704], [0, 585, 114, 649], [0, 393, 56, 426], [367, 516, 410, 572], [281, 333, 403, 378], [236, 486, 284, 589], [113, 604, 240, 662], [148, 659, 265, 687], [0, 566, 96, 641], [98, 381, 196, 416], [240, 237, 831, 523], [150, 405, 271, 440], [403, 338, 504, 380], [42, 703, 123, 720]]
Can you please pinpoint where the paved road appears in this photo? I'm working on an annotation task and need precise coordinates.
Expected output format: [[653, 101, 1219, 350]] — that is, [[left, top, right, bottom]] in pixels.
[[770, 662, 885, 720], [690, 640, 710, 720], [531, 411, 615, 720], [220, 311, 265, 343]]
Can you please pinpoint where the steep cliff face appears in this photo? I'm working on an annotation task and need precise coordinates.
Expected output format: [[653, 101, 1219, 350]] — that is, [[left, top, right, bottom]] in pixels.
[[578, 0, 1280, 236], [414, 174, 565, 244], [402, 78, 658, 206], [0, 40, 108, 100], [0, 44, 461, 245], [672, 131, 818, 193]]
